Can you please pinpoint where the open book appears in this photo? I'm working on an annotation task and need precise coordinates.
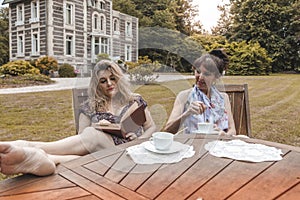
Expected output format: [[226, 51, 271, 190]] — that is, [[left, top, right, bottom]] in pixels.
[[95, 102, 146, 138]]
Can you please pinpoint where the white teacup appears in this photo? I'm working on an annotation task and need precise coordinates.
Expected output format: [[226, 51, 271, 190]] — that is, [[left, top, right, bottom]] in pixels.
[[150, 132, 174, 150], [197, 122, 214, 134]]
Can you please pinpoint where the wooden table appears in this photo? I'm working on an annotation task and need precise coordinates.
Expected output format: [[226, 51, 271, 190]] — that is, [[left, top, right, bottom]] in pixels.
[[1, 135, 299, 200]]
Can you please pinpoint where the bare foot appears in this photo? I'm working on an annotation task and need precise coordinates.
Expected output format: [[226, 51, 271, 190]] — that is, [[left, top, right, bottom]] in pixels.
[[0, 143, 56, 176]]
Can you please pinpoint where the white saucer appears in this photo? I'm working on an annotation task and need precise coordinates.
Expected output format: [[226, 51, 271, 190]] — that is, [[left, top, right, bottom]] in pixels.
[[143, 141, 186, 154], [192, 130, 219, 135]]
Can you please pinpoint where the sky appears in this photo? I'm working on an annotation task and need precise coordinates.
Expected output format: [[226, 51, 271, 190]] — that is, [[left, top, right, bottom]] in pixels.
[[192, 0, 229, 31], [0, 0, 228, 31]]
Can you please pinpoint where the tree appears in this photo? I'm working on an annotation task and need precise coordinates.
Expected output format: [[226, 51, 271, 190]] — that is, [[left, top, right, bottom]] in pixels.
[[211, 2, 232, 36], [226, 0, 300, 72], [0, 7, 9, 66]]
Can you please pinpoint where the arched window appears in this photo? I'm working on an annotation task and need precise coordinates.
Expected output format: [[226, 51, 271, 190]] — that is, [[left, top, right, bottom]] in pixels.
[[100, 0, 105, 9], [94, 14, 99, 30], [100, 15, 105, 32], [113, 18, 119, 32]]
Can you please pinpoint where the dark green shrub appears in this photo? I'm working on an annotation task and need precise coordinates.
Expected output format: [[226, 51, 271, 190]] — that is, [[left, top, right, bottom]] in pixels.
[[208, 40, 272, 75], [0, 60, 40, 76], [35, 56, 58, 75], [58, 63, 76, 77]]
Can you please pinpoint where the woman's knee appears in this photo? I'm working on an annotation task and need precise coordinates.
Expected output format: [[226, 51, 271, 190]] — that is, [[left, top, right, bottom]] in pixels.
[[79, 127, 114, 152]]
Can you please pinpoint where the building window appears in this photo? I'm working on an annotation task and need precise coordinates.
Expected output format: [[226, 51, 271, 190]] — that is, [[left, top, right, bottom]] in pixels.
[[100, 0, 105, 9], [126, 21, 132, 36], [93, 14, 99, 30], [94, 0, 99, 8], [66, 35, 73, 55], [101, 38, 109, 54], [113, 18, 119, 34], [17, 34, 24, 56], [65, 3, 73, 25], [32, 33, 39, 55], [125, 45, 131, 61], [30, 0, 39, 23], [93, 37, 109, 58], [100, 15, 105, 31], [91, 0, 95, 7], [94, 37, 100, 55], [16, 4, 24, 26]]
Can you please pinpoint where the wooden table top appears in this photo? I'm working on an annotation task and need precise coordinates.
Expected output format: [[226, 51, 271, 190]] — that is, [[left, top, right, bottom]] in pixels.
[[1, 135, 299, 200]]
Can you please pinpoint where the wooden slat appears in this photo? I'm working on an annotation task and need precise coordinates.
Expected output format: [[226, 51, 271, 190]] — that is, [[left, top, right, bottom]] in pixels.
[[136, 138, 214, 199], [71, 166, 149, 200], [0, 174, 44, 194], [104, 151, 136, 183], [84, 151, 124, 176], [156, 154, 233, 200], [62, 146, 122, 169], [59, 169, 126, 200], [0, 187, 90, 200], [276, 182, 300, 200], [0, 175, 75, 196], [228, 151, 300, 199], [188, 160, 278, 199], [119, 137, 189, 190], [73, 195, 102, 200]]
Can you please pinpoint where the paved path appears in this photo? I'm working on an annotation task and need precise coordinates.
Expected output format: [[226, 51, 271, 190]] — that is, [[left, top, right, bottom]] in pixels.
[[0, 74, 194, 94]]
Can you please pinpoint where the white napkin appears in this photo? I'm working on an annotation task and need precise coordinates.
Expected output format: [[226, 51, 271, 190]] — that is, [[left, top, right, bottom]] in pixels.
[[126, 142, 195, 164], [204, 139, 283, 162]]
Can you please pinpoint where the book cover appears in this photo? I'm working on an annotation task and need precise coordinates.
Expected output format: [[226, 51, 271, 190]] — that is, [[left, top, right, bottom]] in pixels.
[[95, 102, 146, 138]]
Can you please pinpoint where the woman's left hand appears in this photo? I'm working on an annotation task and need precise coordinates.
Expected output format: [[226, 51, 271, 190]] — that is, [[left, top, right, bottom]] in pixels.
[[125, 132, 137, 141], [213, 125, 227, 136]]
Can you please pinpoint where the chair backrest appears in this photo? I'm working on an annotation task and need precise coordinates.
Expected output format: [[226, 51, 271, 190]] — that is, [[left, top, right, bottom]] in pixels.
[[217, 84, 251, 136], [72, 88, 88, 134], [72, 84, 251, 136]]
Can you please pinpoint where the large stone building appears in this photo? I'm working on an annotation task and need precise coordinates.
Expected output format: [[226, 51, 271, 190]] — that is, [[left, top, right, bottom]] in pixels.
[[2, 0, 139, 74]]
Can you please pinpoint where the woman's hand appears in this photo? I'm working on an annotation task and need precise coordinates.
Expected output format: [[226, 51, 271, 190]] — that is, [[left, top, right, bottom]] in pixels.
[[125, 132, 138, 141], [213, 125, 230, 136], [186, 101, 207, 116]]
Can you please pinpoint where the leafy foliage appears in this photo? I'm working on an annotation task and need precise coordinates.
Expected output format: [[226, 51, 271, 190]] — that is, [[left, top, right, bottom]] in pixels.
[[96, 53, 111, 62], [191, 34, 272, 75], [0, 7, 9, 66], [113, 0, 201, 35], [0, 60, 40, 76], [226, 0, 300, 72], [35, 56, 58, 75], [221, 41, 272, 75], [127, 56, 159, 84], [58, 63, 76, 77]]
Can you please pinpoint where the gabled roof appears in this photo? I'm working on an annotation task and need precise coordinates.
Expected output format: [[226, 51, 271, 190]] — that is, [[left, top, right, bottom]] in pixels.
[[2, 0, 23, 5]]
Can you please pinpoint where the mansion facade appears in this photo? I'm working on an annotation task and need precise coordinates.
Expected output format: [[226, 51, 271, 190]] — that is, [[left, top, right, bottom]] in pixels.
[[3, 0, 139, 73]]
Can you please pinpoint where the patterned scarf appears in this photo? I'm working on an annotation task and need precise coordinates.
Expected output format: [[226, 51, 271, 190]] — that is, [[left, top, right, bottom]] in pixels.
[[184, 85, 229, 133]]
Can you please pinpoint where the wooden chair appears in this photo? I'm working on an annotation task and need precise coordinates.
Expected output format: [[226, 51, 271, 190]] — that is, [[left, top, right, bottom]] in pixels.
[[72, 84, 251, 136], [72, 88, 89, 134], [217, 84, 251, 136]]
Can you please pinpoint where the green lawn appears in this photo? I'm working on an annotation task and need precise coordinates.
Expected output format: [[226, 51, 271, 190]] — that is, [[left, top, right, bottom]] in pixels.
[[0, 74, 299, 147]]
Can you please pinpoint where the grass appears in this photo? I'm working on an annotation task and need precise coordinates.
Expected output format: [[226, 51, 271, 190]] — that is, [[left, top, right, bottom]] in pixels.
[[0, 74, 300, 180]]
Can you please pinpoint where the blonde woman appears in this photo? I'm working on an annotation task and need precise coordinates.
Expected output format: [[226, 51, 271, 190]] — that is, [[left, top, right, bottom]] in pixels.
[[0, 60, 156, 176]]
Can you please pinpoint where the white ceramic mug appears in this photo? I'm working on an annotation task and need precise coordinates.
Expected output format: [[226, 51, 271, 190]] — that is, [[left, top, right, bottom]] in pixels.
[[197, 122, 214, 134], [150, 132, 174, 150]]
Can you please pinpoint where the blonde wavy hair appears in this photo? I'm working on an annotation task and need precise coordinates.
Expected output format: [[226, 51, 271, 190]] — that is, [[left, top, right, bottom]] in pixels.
[[87, 60, 133, 112]]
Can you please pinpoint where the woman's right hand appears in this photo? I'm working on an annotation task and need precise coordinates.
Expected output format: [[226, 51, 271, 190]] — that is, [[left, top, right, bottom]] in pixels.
[[186, 101, 207, 116]]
